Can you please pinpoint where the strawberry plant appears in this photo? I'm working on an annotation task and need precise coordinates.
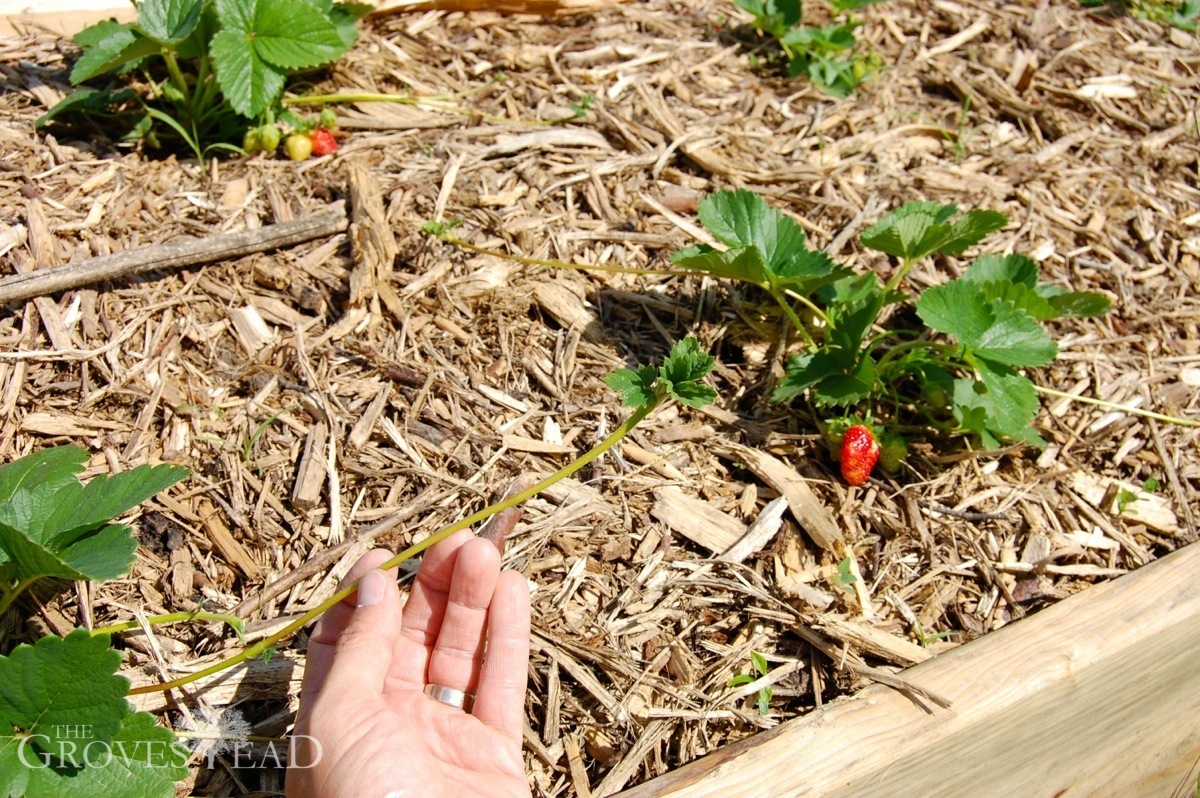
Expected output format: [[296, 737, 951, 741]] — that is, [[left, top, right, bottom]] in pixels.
[[0, 447, 188, 619], [733, 0, 885, 97], [426, 190, 1115, 474], [36, 0, 371, 161], [0, 447, 191, 798]]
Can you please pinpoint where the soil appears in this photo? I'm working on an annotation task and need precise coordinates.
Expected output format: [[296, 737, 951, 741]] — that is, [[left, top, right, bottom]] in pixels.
[[1, 0, 1199, 795]]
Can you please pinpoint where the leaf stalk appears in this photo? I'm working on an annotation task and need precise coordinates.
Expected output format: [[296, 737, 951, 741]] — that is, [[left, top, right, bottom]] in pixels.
[[128, 397, 659, 696], [1033, 385, 1200, 427]]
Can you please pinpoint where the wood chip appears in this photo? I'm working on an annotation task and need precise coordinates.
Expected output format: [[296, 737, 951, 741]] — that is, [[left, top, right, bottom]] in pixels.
[[651, 487, 746, 555]]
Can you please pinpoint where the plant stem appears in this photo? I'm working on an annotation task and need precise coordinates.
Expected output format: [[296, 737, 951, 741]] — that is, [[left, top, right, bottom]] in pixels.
[[874, 339, 956, 372], [162, 49, 192, 108], [128, 396, 660, 696], [91, 610, 245, 637], [282, 93, 549, 127], [781, 288, 832, 327], [770, 292, 814, 348], [438, 234, 695, 277], [884, 257, 917, 293], [1033, 385, 1200, 427]]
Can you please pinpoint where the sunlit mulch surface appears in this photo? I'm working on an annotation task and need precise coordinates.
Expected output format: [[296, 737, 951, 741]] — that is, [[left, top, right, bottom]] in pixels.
[[2, 0, 1199, 794]]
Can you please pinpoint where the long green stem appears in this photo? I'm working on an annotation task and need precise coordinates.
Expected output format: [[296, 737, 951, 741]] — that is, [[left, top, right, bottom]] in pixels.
[[874, 339, 957, 373], [770, 292, 814, 348], [438, 234, 697, 277], [92, 611, 245, 638], [1033, 385, 1200, 427], [282, 93, 550, 127], [884, 257, 917, 293], [781, 288, 832, 328], [128, 396, 660, 696], [161, 49, 192, 108]]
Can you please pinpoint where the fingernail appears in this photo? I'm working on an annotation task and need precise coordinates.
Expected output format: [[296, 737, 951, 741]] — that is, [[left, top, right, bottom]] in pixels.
[[356, 570, 387, 607]]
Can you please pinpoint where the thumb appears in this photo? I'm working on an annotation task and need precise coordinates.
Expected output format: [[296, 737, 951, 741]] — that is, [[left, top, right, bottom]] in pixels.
[[322, 569, 403, 696]]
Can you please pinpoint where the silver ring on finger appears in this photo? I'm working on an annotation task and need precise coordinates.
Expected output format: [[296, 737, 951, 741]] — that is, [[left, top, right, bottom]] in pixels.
[[424, 683, 475, 712]]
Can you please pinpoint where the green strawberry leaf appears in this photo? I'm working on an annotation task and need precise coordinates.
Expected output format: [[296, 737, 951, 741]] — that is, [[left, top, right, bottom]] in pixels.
[[823, 274, 890, 354], [604, 366, 658, 409], [780, 21, 857, 55], [678, 191, 848, 296], [658, 338, 717, 408], [697, 190, 811, 276], [136, 0, 204, 44], [952, 362, 1044, 448], [70, 26, 160, 84], [210, 29, 287, 118], [770, 248, 851, 295], [975, 280, 1059, 321], [915, 279, 1057, 367], [670, 245, 769, 287], [40, 463, 189, 548], [734, 0, 800, 37], [1036, 285, 1112, 318], [862, 201, 1007, 261], [330, 1, 372, 47], [251, 0, 346, 69], [0, 520, 138, 584], [0, 447, 187, 582], [0, 630, 127, 756], [772, 348, 856, 403], [811, 356, 877, 408], [963, 253, 1038, 287], [0, 447, 87, 505], [215, 0, 254, 31], [0, 633, 186, 798]]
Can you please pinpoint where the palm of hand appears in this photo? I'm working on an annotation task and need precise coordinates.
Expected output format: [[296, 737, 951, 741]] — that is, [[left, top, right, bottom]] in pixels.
[[287, 534, 532, 798]]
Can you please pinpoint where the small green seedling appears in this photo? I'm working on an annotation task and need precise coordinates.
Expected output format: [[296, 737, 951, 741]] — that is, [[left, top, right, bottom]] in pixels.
[[1116, 477, 1161, 515], [913, 619, 955, 648], [569, 93, 596, 119], [835, 555, 857, 594], [727, 650, 774, 715]]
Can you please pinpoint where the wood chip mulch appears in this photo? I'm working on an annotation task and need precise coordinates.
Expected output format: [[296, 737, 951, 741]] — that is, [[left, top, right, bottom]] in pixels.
[[1, 0, 1199, 794]]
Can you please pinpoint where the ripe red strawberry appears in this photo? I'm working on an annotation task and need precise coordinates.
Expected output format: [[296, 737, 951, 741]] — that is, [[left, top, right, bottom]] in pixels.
[[310, 128, 338, 157], [840, 425, 879, 486]]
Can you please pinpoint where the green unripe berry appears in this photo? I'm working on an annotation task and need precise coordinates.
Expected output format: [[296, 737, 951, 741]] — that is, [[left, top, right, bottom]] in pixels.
[[259, 124, 281, 152], [319, 108, 338, 130], [242, 128, 262, 154]]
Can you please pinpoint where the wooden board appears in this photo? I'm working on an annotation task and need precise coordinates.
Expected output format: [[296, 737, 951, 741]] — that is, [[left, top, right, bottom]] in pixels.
[[616, 541, 1200, 798]]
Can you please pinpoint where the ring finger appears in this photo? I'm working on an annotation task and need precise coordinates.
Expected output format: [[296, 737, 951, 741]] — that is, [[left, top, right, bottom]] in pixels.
[[424, 536, 501, 699]]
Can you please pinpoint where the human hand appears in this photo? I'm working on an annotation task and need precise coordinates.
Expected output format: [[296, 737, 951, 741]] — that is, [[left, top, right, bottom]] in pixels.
[[287, 530, 531, 798]]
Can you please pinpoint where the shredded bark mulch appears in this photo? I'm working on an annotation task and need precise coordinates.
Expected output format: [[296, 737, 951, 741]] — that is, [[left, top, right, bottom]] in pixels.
[[1, 0, 1199, 794]]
